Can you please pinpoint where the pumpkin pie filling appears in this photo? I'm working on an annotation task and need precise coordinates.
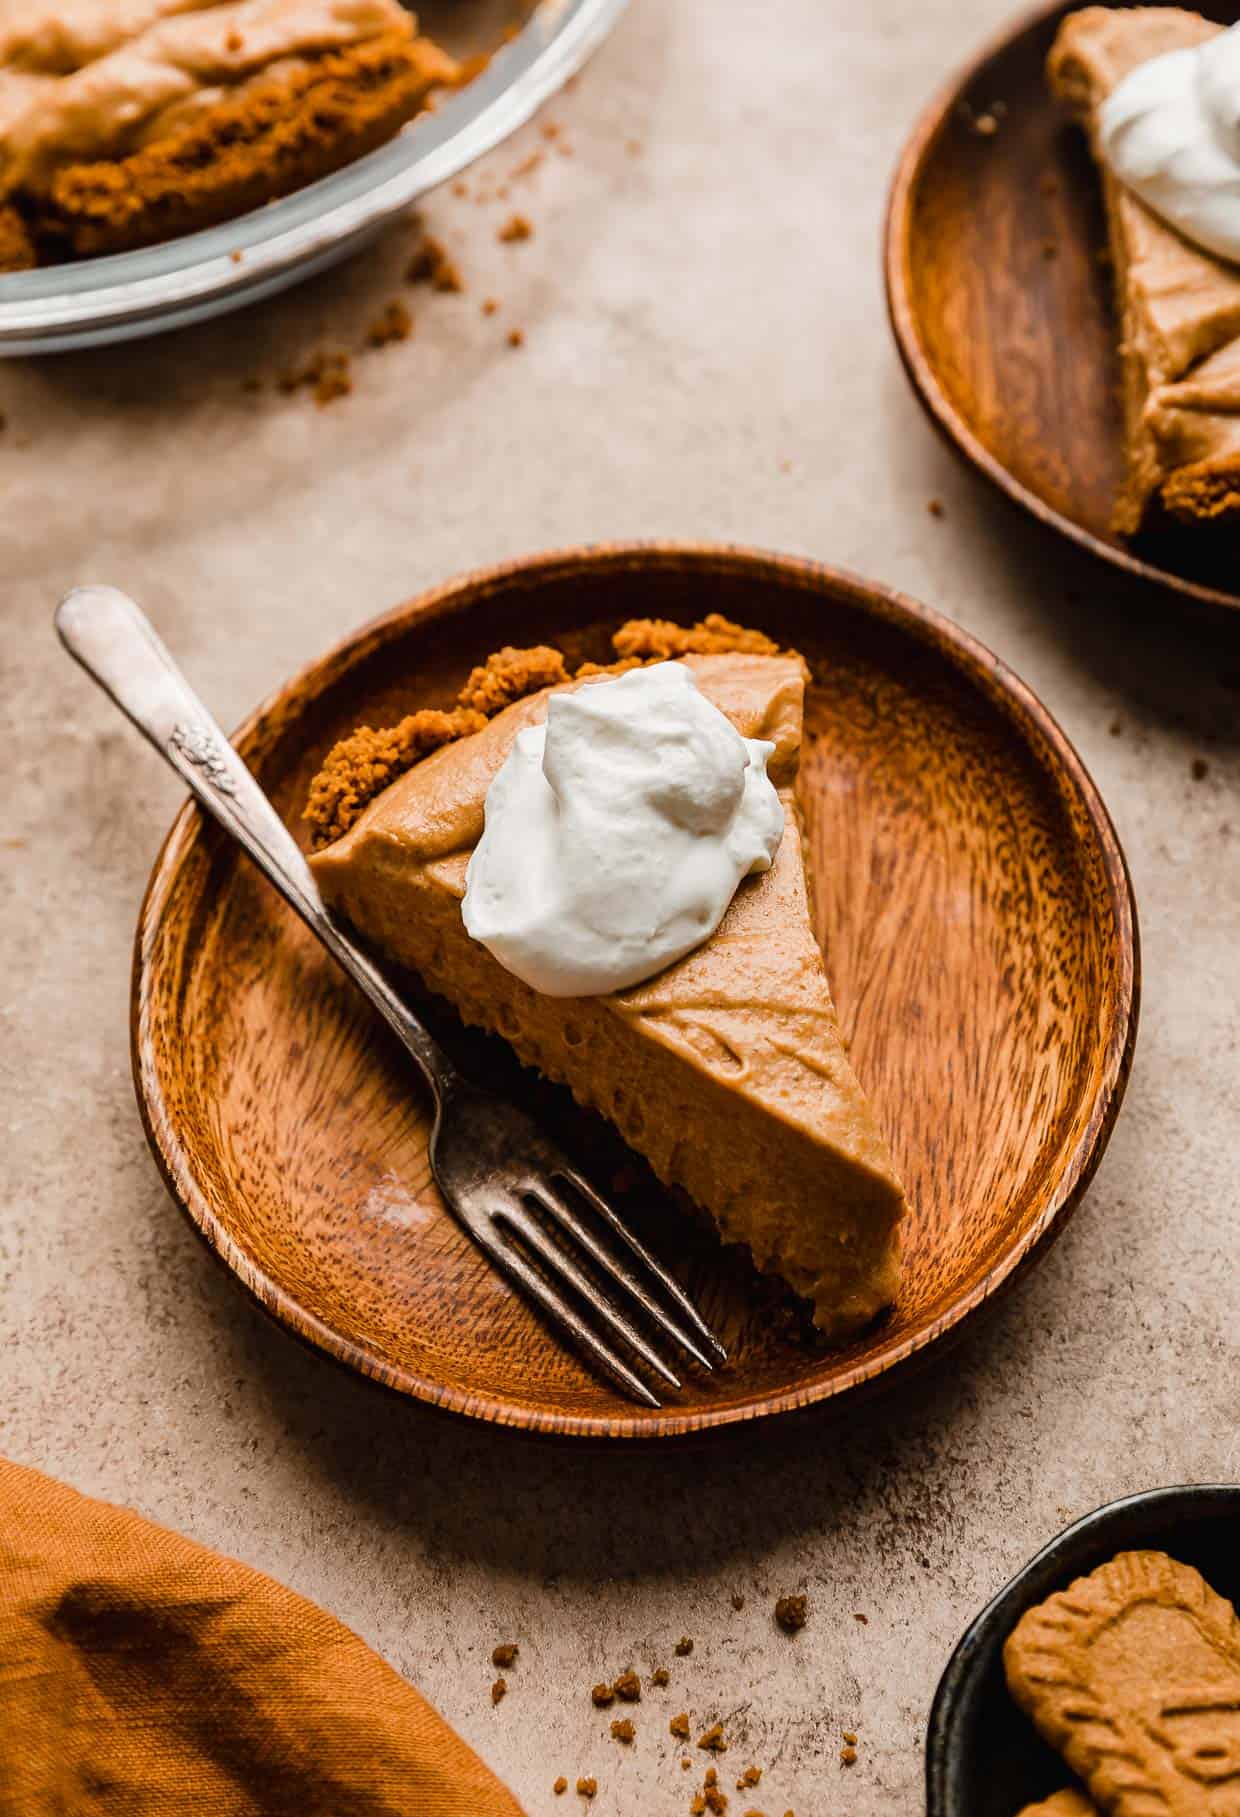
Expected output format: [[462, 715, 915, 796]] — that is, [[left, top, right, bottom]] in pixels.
[[305, 617, 907, 1342]]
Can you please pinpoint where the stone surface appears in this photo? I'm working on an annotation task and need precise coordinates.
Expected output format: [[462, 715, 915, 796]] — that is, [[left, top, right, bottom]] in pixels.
[[2, 1, 1239, 1812]]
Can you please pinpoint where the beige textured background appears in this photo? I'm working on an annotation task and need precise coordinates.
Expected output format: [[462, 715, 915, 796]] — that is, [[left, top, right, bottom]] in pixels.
[[4, 1, 1240, 1811]]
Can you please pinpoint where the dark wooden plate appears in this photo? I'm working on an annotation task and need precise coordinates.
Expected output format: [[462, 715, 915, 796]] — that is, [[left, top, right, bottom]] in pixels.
[[132, 544, 1139, 1440], [886, 0, 1240, 614], [926, 1484, 1240, 1815]]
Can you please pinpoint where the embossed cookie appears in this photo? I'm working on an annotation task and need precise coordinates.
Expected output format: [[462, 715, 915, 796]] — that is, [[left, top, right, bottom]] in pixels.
[[1005, 1550, 1240, 1816], [1018, 1791, 1097, 1817]]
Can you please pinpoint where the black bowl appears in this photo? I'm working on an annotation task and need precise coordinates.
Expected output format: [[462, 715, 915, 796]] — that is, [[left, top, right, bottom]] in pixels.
[[926, 1485, 1240, 1816]]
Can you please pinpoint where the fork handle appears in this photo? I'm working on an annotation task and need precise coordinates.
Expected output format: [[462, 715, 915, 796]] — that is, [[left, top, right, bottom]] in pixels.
[[55, 585, 456, 1101]]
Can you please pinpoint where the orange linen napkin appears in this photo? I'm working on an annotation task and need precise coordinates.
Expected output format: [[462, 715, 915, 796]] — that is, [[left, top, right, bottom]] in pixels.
[[0, 1456, 526, 1816]]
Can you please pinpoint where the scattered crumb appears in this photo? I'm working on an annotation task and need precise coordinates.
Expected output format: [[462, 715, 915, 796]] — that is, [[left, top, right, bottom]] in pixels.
[[705, 1768, 718, 1785], [229, 248, 242, 264], [737, 1766, 762, 1788], [973, 110, 998, 135], [840, 1745, 858, 1766], [613, 1670, 641, 1703], [1192, 757, 1209, 780], [731, 1593, 745, 1611], [452, 179, 468, 196], [507, 327, 525, 347], [626, 137, 642, 155], [774, 1595, 808, 1634], [610, 1718, 635, 1743], [407, 234, 463, 292], [510, 148, 544, 178], [675, 1637, 694, 1656], [854, 1613, 868, 1624], [1041, 239, 1058, 260], [498, 212, 533, 242], [927, 498, 944, 518], [366, 300, 412, 348], [492, 1643, 518, 1669], [226, 29, 243, 51], [651, 1667, 670, 1687], [542, 120, 561, 139], [670, 1713, 690, 1740], [554, 1777, 567, 1795], [1110, 719, 1123, 737], [842, 1732, 857, 1745], [277, 348, 352, 406], [698, 1722, 727, 1753], [576, 1779, 597, 1799], [592, 1684, 615, 1708], [482, 296, 500, 315], [491, 1677, 507, 1705], [682, 1758, 692, 1770]]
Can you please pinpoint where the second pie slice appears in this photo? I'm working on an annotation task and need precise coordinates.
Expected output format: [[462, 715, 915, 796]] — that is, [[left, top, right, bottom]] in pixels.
[[306, 619, 907, 1343], [1049, 7, 1240, 532]]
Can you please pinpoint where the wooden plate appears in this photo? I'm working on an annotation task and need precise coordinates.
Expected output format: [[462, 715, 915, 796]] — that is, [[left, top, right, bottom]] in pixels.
[[885, 0, 1240, 614], [132, 545, 1139, 1440]]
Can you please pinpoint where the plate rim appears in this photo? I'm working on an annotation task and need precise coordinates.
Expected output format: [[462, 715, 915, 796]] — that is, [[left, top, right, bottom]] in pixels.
[[130, 541, 1141, 1441], [883, 0, 1240, 617]]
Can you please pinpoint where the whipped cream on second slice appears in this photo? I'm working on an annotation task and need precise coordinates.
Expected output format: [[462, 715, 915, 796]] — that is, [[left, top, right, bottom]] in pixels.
[[1100, 22, 1240, 264], [461, 662, 785, 998]]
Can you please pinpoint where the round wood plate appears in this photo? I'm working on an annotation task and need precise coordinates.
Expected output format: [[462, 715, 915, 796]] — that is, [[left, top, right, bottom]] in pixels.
[[133, 545, 1139, 1440], [886, 0, 1240, 614]]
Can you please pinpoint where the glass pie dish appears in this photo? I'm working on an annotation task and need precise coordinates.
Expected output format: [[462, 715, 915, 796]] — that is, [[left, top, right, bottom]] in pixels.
[[0, 0, 627, 356]]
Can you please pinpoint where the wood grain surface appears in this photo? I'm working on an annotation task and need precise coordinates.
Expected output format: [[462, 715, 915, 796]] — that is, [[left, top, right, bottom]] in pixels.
[[885, 0, 1240, 614], [131, 545, 1138, 1439]]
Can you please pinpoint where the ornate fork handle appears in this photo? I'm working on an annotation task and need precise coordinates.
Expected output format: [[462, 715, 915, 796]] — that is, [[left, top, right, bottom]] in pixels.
[[55, 586, 455, 1100]]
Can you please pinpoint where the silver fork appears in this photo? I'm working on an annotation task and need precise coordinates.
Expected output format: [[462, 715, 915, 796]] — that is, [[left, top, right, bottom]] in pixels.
[[56, 585, 726, 1407]]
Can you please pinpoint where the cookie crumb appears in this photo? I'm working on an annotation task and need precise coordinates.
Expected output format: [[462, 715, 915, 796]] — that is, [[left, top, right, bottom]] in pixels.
[[854, 1612, 868, 1624], [492, 1643, 518, 1668], [1041, 239, 1058, 260], [840, 1745, 857, 1765], [613, 1670, 641, 1702], [610, 1718, 635, 1743], [675, 1636, 694, 1656], [973, 110, 998, 135], [731, 1593, 745, 1610], [698, 1722, 727, 1753], [366, 300, 413, 348], [491, 1677, 507, 1705], [842, 1732, 857, 1746], [737, 1766, 762, 1787], [591, 1683, 615, 1708], [576, 1778, 597, 1799], [651, 1667, 670, 1686], [1110, 719, 1123, 736], [670, 1713, 690, 1739], [498, 212, 533, 242], [482, 297, 500, 315], [407, 234, 463, 292], [554, 1777, 567, 1795], [1192, 757, 1209, 780], [927, 498, 944, 518], [507, 327, 525, 347], [774, 1594, 808, 1634]]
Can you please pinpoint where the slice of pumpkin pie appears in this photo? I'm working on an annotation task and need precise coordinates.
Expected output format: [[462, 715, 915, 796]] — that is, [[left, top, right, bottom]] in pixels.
[[306, 617, 906, 1343], [1048, 8, 1240, 530]]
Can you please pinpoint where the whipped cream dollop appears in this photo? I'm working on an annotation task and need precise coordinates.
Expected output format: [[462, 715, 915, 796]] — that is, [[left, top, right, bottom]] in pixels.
[[461, 662, 785, 998], [1100, 23, 1240, 263]]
